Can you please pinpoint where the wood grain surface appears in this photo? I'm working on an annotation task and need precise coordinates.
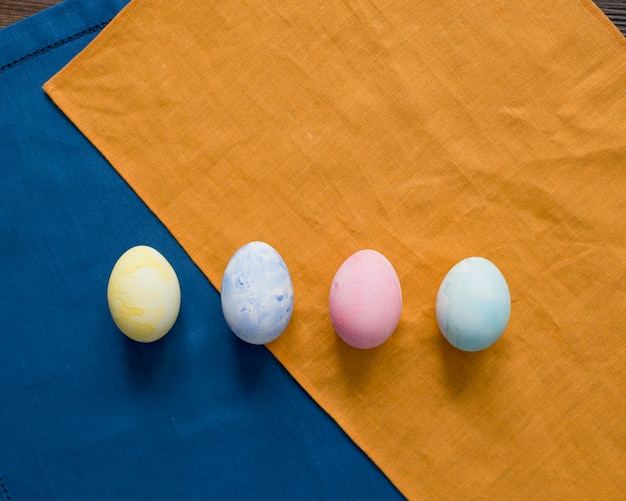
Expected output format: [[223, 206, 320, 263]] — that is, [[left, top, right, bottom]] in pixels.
[[598, 0, 626, 33], [0, 0, 61, 28], [1, 0, 626, 34]]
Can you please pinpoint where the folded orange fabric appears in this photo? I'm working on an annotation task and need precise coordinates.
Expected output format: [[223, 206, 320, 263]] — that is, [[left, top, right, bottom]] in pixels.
[[45, 0, 625, 498]]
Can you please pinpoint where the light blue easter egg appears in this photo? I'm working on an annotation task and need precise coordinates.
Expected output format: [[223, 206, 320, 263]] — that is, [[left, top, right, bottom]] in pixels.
[[436, 257, 511, 352], [221, 241, 294, 345]]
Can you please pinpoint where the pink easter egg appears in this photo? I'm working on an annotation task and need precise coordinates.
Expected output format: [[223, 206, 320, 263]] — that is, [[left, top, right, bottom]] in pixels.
[[328, 249, 402, 349]]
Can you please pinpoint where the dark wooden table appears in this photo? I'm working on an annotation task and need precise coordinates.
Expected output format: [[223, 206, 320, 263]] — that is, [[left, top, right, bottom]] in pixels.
[[1, 0, 62, 28], [1, 0, 625, 34]]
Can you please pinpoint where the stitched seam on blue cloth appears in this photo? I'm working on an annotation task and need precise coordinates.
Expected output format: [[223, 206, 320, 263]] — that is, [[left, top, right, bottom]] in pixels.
[[0, 476, 10, 501], [0, 20, 110, 74]]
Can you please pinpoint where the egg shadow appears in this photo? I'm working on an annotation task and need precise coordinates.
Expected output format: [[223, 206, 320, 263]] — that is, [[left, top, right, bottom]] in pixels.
[[231, 331, 271, 391], [435, 328, 507, 397], [121, 314, 185, 392], [333, 323, 390, 390]]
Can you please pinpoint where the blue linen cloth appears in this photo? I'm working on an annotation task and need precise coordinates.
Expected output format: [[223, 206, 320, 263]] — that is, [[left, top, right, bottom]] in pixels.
[[0, 1, 403, 498]]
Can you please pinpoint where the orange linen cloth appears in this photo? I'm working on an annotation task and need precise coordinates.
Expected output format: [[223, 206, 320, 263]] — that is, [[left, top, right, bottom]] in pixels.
[[45, 0, 625, 498]]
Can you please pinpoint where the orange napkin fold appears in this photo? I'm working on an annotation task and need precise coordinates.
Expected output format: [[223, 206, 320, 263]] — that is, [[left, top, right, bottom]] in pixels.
[[45, 0, 625, 498]]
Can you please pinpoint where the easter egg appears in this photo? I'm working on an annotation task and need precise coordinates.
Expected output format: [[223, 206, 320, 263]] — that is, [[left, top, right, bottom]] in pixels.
[[328, 249, 402, 349], [107, 245, 181, 343], [221, 241, 294, 345], [436, 256, 511, 352]]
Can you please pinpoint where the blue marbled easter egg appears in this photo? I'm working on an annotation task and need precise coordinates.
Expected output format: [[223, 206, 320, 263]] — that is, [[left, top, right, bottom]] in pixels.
[[221, 241, 294, 344], [436, 257, 511, 352]]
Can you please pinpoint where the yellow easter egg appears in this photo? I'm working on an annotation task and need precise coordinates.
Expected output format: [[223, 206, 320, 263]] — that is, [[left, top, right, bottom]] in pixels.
[[107, 245, 181, 342]]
